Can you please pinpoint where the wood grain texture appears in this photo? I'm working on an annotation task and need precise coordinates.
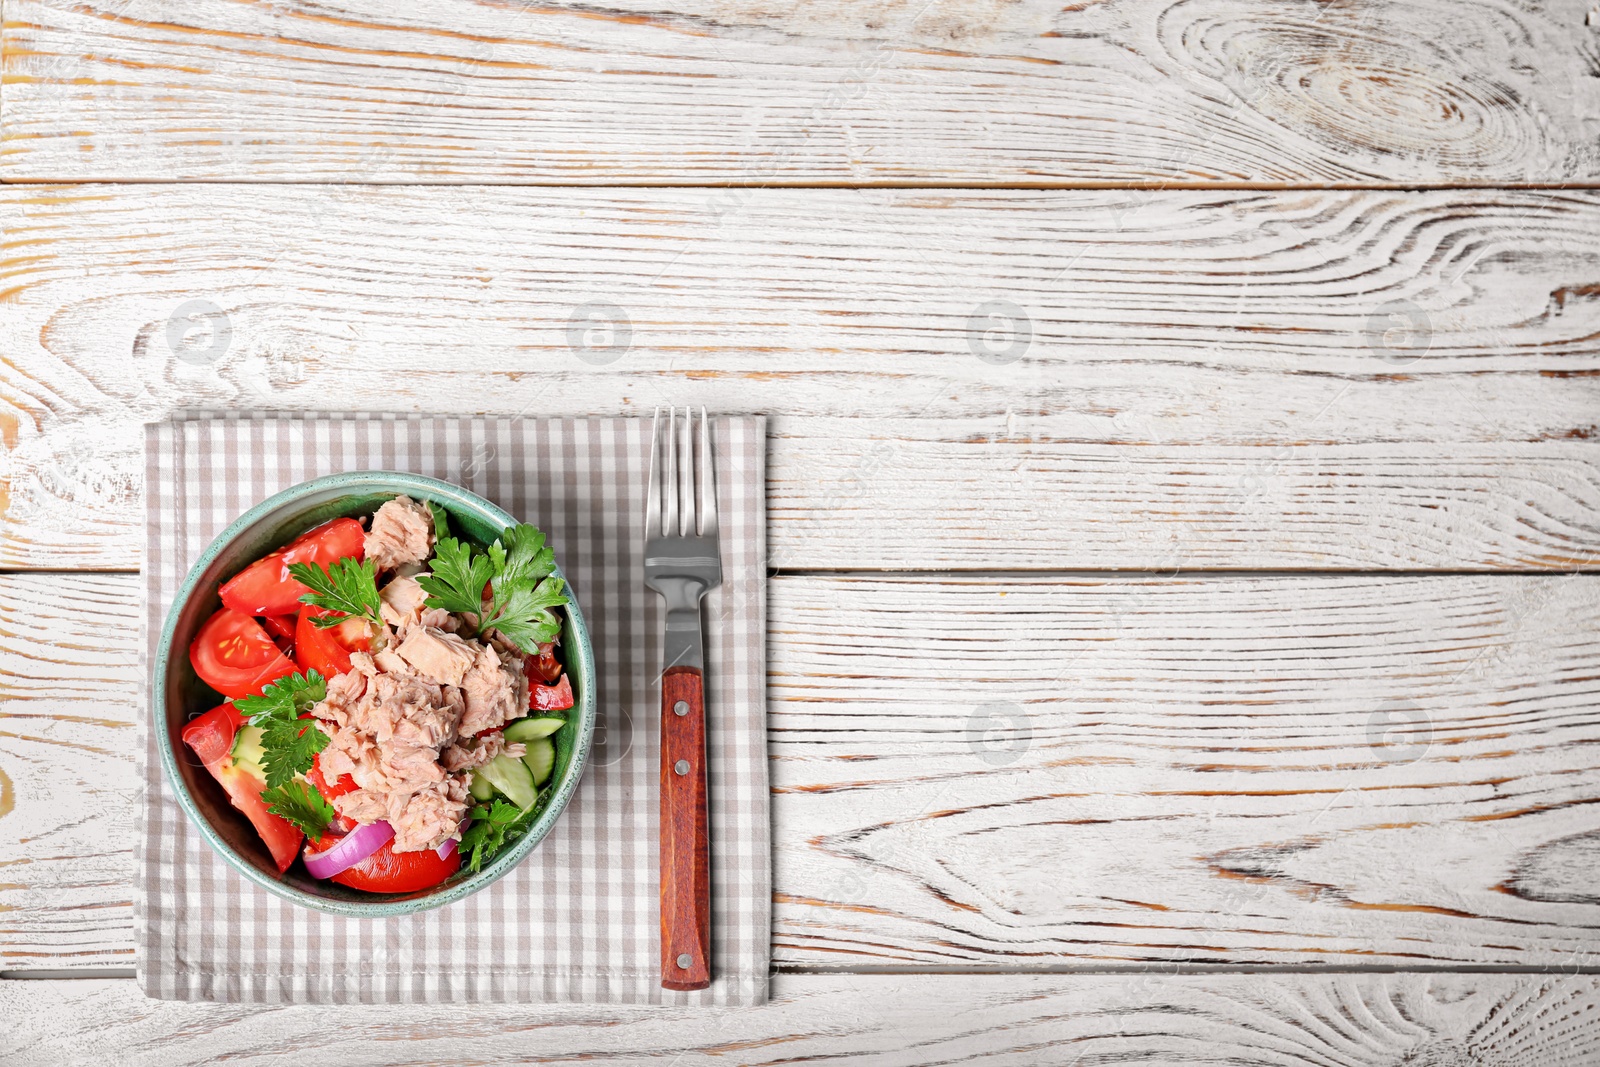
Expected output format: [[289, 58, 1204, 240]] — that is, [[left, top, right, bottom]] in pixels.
[[659, 665, 711, 990], [768, 574, 1600, 969], [5, 0, 1600, 183], [7, 974, 1600, 1065], [8, 573, 1600, 970], [0, 574, 140, 967], [3, 185, 1598, 570], [770, 421, 1600, 571]]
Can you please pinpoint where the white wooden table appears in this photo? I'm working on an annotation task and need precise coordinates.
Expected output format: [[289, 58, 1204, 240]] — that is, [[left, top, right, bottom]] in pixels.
[[3, 1, 1600, 1062]]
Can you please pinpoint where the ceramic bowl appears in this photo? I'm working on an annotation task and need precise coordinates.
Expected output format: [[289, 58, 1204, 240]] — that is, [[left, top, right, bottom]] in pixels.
[[152, 471, 595, 916]]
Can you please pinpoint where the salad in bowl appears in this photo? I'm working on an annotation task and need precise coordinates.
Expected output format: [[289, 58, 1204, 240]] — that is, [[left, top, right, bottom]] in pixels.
[[155, 473, 593, 913]]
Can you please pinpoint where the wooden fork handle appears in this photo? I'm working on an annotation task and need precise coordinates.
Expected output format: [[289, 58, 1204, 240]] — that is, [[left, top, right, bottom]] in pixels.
[[660, 665, 711, 990]]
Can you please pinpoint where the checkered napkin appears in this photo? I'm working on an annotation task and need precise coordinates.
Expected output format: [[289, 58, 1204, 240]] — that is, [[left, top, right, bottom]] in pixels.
[[138, 413, 769, 1004]]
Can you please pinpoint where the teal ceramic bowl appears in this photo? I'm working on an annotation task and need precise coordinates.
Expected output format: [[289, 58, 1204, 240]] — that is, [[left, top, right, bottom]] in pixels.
[[152, 471, 595, 916]]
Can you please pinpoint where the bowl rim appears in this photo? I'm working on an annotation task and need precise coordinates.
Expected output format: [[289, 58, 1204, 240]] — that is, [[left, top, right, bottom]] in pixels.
[[152, 470, 597, 916]]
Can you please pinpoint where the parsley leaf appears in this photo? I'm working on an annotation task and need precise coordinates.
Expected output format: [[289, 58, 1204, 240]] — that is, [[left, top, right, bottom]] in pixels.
[[234, 669, 326, 722], [289, 557, 383, 629], [262, 780, 335, 838], [415, 536, 493, 617], [483, 574, 567, 651], [235, 671, 328, 788], [458, 799, 529, 873], [418, 524, 569, 654], [494, 524, 557, 587]]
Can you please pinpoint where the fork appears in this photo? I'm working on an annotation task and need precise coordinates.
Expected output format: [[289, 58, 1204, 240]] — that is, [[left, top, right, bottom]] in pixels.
[[644, 406, 721, 991]]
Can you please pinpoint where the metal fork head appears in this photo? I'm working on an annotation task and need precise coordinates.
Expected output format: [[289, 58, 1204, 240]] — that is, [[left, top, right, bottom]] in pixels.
[[646, 406, 719, 541], [644, 408, 722, 672]]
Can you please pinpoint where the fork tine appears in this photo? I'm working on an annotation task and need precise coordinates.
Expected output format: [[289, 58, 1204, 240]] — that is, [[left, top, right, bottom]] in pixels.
[[679, 406, 696, 537], [663, 406, 678, 538], [645, 406, 662, 540], [699, 405, 718, 538]]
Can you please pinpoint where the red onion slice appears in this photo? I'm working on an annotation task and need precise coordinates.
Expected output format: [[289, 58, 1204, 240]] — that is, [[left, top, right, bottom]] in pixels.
[[436, 814, 469, 861], [303, 820, 394, 879]]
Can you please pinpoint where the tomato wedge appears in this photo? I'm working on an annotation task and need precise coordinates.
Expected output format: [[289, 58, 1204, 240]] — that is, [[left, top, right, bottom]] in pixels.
[[258, 611, 296, 649], [525, 643, 562, 684], [293, 605, 372, 680], [189, 608, 298, 699], [180, 704, 303, 873], [219, 517, 366, 617], [306, 751, 359, 832], [329, 837, 461, 893], [180, 700, 245, 765], [307, 752, 360, 799], [258, 614, 296, 641], [530, 673, 574, 712]]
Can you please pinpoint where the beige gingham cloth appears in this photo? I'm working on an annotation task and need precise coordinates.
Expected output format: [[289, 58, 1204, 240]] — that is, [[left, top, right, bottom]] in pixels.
[[138, 413, 769, 1004]]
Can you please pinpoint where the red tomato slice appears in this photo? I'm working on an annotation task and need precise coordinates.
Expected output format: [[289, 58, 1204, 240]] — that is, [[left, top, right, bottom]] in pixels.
[[330, 838, 461, 893], [531, 673, 574, 712], [525, 643, 563, 684], [306, 752, 359, 832], [179, 701, 245, 765], [258, 614, 296, 641], [258, 613, 296, 657], [180, 704, 303, 873], [305, 830, 340, 852], [293, 605, 372, 680], [218, 517, 366, 617], [307, 752, 360, 799], [189, 608, 298, 699]]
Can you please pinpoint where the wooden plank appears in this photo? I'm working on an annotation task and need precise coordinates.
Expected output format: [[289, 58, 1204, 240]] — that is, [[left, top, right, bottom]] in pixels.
[[769, 574, 1600, 968], [7, 974, 1600, 1065], [3, 185, 1598, 570], [0, 574, 140, 968], [770, 422, 1600, 571], [5, 0, 1600, 184], [6, 573, 1600, 970]]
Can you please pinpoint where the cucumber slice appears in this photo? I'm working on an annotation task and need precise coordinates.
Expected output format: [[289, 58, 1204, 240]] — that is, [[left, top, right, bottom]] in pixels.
[[230, 724, 266, 776], [477, 752, 538, 810], [521, 737, 556, 787], [468, 770, 494, 801], [504, 717, 565, 743]]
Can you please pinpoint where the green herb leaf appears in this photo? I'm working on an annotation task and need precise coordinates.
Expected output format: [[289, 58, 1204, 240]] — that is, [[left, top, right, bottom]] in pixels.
[[495, 524, 556, 587], [416, 536, 494, 617], [482, 574, 567, 651], [262, 780, 335, 838], [289, 557, 383, 629], [418, 524, 568, 654], [458, 799, 530, 873], [234, 670, 325, 721], [235, 670, 329, 788], [426, 500, 451, 543]]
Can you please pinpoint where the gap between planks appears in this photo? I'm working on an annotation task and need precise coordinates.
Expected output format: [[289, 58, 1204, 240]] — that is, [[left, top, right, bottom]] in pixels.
[[7, 179, 1600, 191], [16, 963, 1600, 981], [770, 567, 1600, 578], [775, 963, 1600, 976], [15, 569, 1600, 579]]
